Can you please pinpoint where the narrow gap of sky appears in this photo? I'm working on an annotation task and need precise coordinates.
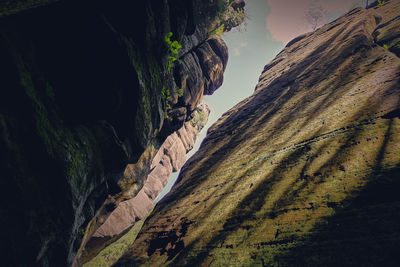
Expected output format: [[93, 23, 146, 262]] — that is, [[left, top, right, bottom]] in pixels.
[[156, 0, 366, 202]]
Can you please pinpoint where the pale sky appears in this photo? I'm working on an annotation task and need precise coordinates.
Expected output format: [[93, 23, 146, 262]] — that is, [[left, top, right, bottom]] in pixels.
[[156, 0, 366, 202], [267, 0, 364, 44]]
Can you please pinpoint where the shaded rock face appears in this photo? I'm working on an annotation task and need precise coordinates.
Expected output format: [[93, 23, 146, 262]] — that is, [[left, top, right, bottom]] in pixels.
[[0, 0, 229, 266], [99, 106, 209, 237], [112, 37, 227, 201], [174, 36, 228, 114], [373, 7, 400, 56], [115, 2, 400, 266], [77, 104, 210, 265]]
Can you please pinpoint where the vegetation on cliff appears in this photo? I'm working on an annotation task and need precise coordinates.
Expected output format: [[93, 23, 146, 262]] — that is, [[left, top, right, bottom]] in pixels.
[[113, 1, 400, 266], [0, 0, 240, 266]]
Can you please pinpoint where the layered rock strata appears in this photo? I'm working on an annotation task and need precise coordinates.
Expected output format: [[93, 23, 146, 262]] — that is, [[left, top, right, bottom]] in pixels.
[[0, 0, 238, 266], [74, 34, 228, 267], [116, 1, 400, 266], [77, 104, 210, 265]]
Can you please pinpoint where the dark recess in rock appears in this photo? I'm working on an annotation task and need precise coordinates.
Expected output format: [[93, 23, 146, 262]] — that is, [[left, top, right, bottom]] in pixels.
[[0, 0, 232, 266]]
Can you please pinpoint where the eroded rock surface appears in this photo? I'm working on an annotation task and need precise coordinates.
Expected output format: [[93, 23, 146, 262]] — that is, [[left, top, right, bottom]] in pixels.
[[88, 104, 210, 241], [0, 0, 237, 266], [98, 105, 209, 237], [174, 36, 228, 115], [115, 1, 400, 266], [77, 105, 209, 265]]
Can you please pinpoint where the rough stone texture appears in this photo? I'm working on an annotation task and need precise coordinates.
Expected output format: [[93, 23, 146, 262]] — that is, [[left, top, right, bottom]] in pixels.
[[176, 36, 228, 114], [96, 104, 210, 238], [0, 0, 231, 266], [77, 104, 210, 265], [373, 11, 400, 56], [115, 2, 400, 266], [195, 38, 227, 95]]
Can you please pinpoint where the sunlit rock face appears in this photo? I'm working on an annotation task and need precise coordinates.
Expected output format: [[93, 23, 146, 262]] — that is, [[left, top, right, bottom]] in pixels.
[[115, 1, 400, 266], [77, 105, 210, 264], [97, 104, 210, 238]]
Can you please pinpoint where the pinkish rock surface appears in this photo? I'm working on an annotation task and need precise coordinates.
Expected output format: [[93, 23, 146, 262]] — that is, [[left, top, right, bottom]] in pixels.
[[94, 104, 210, 238], [114, 2, 400, 266]]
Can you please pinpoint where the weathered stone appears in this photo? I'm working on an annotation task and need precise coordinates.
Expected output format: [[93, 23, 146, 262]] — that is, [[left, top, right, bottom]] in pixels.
[[195, 36, 228, 95], [79, 104, 210, 265], [179, 52, 206, 113], [373, 15, 400, 56], [94, 104, 209, 238], [177, 35, 228, 113], [0, 0, 230, 266], [115, 2, 400, 266], [208, 35, 229, 71]]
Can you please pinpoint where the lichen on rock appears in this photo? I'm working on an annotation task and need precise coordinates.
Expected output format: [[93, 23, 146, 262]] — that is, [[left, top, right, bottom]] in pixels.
[[0, 0, 235, 266], [113, 1, 400, 266]]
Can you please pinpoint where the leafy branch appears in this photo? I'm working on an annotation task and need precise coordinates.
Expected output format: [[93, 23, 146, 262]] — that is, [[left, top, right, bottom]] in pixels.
[[164, 32, 182, 71], [162, 33, 184, 121]]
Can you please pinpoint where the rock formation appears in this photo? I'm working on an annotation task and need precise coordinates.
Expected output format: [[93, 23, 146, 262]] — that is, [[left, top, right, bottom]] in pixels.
[[0, 0, 241, 266], [73, 33, 228, 267], [77, 104, 210, 265], [115, 1, 400, 266]]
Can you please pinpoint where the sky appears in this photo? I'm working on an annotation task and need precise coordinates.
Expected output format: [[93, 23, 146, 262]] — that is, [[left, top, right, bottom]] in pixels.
[[155, 0, 366, 202]]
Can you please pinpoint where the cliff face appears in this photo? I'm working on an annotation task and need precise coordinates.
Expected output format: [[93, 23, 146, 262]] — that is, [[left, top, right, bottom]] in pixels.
[[78, 104, 210, 265], [116, 1, 400, 266], [0, 0, 234, 266]]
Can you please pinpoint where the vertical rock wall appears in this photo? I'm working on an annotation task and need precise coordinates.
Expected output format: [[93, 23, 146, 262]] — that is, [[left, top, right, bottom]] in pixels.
[[0, 0, 238, 265], [115, 1, 400, 266], [77, 104, 210, 265]]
